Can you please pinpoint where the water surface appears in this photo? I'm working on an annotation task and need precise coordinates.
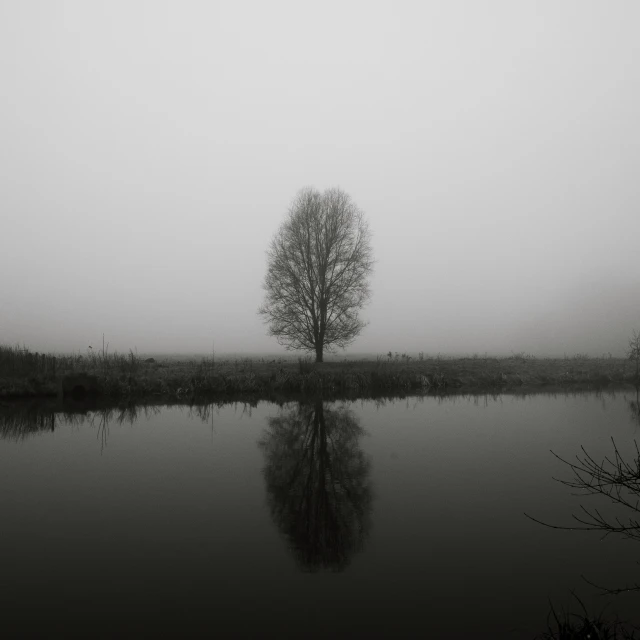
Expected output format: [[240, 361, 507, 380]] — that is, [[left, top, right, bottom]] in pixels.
[[2, 390, 640, 637]]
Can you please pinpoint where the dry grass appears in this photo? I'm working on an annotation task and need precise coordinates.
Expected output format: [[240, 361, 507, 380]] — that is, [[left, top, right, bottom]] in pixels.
[[0, 344, 637, 402]]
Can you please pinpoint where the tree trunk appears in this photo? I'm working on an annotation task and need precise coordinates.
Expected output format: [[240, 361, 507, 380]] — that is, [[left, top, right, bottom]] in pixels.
[[315, 344, 323, 363]]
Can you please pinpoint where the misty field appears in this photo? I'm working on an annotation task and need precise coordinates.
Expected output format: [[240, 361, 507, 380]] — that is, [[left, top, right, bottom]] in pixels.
[[0, 344, 637, 402]]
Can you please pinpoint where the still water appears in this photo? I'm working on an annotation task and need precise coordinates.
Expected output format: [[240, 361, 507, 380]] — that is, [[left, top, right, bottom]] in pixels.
[[2, 390, 640, 637]]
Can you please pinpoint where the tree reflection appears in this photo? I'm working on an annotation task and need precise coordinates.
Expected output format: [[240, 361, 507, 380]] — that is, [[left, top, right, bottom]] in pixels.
[[259, 400, 372, 572]]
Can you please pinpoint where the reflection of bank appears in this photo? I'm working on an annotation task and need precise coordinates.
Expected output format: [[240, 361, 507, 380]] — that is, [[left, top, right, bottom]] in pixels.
[[259, 400, 372, 572], [0, 403, 57, 440], [628, 386, 640, 428], [0, 401, 154, 444]]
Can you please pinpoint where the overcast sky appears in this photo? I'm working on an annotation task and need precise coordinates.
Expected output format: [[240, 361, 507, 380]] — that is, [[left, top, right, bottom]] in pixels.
[[1, 1, 638, 357]]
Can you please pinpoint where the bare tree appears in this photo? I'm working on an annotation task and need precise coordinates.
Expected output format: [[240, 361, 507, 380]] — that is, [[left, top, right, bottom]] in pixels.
[[259, 187, 374, 362], [526, 438, 640, 595], [526, 439, 640, 542]]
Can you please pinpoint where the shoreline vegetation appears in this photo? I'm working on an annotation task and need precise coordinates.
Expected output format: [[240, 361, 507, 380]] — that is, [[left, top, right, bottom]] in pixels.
[[1, 344, 638, 404]]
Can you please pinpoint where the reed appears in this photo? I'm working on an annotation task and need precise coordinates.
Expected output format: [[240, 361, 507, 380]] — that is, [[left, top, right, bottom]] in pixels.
[[1, 343, 637, 402], [538, 593, 638, 639]]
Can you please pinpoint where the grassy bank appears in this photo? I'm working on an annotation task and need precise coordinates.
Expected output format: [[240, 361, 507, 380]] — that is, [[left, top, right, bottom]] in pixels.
[[1, 344, 638, 402]]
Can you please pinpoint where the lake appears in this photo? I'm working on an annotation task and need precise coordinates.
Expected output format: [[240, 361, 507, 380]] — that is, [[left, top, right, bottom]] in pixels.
[[2, 390, 640, 637]]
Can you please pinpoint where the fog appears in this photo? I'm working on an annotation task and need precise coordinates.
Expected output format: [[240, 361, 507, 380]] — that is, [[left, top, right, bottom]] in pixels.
[[1, 1, 638, 357]]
